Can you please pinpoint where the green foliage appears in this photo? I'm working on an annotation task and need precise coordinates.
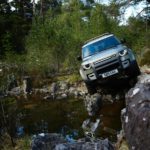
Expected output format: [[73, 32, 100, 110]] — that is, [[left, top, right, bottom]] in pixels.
[[67, 74, 81, 84], [89, 4, 113, 35], [140, 49, 150, 65], [19, 136, 31, 150], [1, 31, 13, 52], [25, 2, 120, 74], [0, 0, 150, 76], [0, 135, 31, 150], [0, 0, 32, 56], [56, 74, 81, 84]]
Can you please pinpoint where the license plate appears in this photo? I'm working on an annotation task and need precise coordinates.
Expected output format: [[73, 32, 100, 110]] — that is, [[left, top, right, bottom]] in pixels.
[[102, 69, 118, 78]]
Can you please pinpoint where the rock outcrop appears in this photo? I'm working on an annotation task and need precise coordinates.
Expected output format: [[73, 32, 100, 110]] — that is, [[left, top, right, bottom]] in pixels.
[[31, 133, 114, 150], [84, 93, 102, 116], [121, 73, 150, 150]]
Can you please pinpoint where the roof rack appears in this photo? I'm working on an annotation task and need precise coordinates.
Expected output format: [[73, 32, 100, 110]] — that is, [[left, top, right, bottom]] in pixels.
[[84, 33, 112, 44]]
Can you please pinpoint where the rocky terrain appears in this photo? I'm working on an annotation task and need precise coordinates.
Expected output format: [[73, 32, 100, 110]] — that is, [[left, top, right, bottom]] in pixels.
[[31, 66, 150, 150], [31, 133, 114, 150], [121, 73, 150, 150], [1, 66, 150, 150]]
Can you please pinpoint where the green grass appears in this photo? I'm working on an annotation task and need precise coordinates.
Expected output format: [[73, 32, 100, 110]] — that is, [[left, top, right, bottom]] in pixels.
[[1, 135, 31, 150], [56, 73, 82, 84]]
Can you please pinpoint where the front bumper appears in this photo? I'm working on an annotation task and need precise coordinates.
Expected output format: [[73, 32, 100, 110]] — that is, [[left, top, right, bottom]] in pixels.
[[84, 56, 130, 82]]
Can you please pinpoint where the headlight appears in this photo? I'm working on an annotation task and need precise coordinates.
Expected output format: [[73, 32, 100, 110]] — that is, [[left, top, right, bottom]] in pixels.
[[119, 49, 128, 57], [83, 63, 92, 70]]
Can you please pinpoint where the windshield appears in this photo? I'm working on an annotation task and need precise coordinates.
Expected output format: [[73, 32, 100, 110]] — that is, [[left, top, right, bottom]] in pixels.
[[82, 36, 120, 58]]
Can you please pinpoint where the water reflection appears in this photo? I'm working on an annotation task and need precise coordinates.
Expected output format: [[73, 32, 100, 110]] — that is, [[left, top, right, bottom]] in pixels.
[[60, 125, 78, 142], [16, 126, 24, 137], [15, 97, 124, 141], [33, 120, 49, 133], [17, 98, 88, 137], [82, 118, 100, 140]]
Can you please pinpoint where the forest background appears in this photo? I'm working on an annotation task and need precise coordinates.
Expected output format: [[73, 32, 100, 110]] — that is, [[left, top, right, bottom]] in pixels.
[[0, 0, 150, 148], [0, 0, 150, 79]]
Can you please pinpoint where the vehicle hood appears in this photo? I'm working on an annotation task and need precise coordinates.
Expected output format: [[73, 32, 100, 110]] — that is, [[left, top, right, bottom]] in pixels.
[[82, 45, 126, 66]]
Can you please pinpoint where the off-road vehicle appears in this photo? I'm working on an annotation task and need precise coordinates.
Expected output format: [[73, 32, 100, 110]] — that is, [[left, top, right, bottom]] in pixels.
[[78, 33, 140, 94]]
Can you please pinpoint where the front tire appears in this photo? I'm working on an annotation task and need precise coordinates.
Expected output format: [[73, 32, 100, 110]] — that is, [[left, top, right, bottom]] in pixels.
[[85, 82, 97, 95], [127, 61, 141, 78]]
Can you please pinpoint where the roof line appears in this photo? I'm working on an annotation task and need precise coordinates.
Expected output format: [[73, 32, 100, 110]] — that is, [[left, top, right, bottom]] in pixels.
[[84, 33, 112, 45]]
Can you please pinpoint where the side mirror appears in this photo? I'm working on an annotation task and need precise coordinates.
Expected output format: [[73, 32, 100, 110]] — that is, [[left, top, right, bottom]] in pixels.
[[77, 55, 82, 61], [120, 38, 126, 44]]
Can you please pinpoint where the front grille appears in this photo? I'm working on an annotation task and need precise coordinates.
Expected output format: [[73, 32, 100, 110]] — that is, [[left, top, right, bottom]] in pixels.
[[95, 59, 118, 70], [94, 54, 116, 65], [96, 61, 120, 75]]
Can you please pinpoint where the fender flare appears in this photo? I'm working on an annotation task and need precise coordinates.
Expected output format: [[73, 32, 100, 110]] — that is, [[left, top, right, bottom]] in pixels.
[[79, 67, 88, 82]]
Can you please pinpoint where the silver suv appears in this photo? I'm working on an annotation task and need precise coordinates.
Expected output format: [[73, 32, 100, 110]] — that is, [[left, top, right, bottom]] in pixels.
[[78, 33, 140, 94]]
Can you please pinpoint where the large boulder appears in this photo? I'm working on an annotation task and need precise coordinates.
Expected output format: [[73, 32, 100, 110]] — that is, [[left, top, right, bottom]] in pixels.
[[84, 93, 102, 116], [55, 138, 114, 150], [121, 74, 150, 150], [31, 133, 114, 150], [31, 133, 66, 150]]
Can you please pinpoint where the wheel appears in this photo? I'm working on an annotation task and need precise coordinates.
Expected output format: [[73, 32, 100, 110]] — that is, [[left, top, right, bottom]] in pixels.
[[127, 61, 141, 78], [133, 61, 141, 76], [85, 82, 97, 95]]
